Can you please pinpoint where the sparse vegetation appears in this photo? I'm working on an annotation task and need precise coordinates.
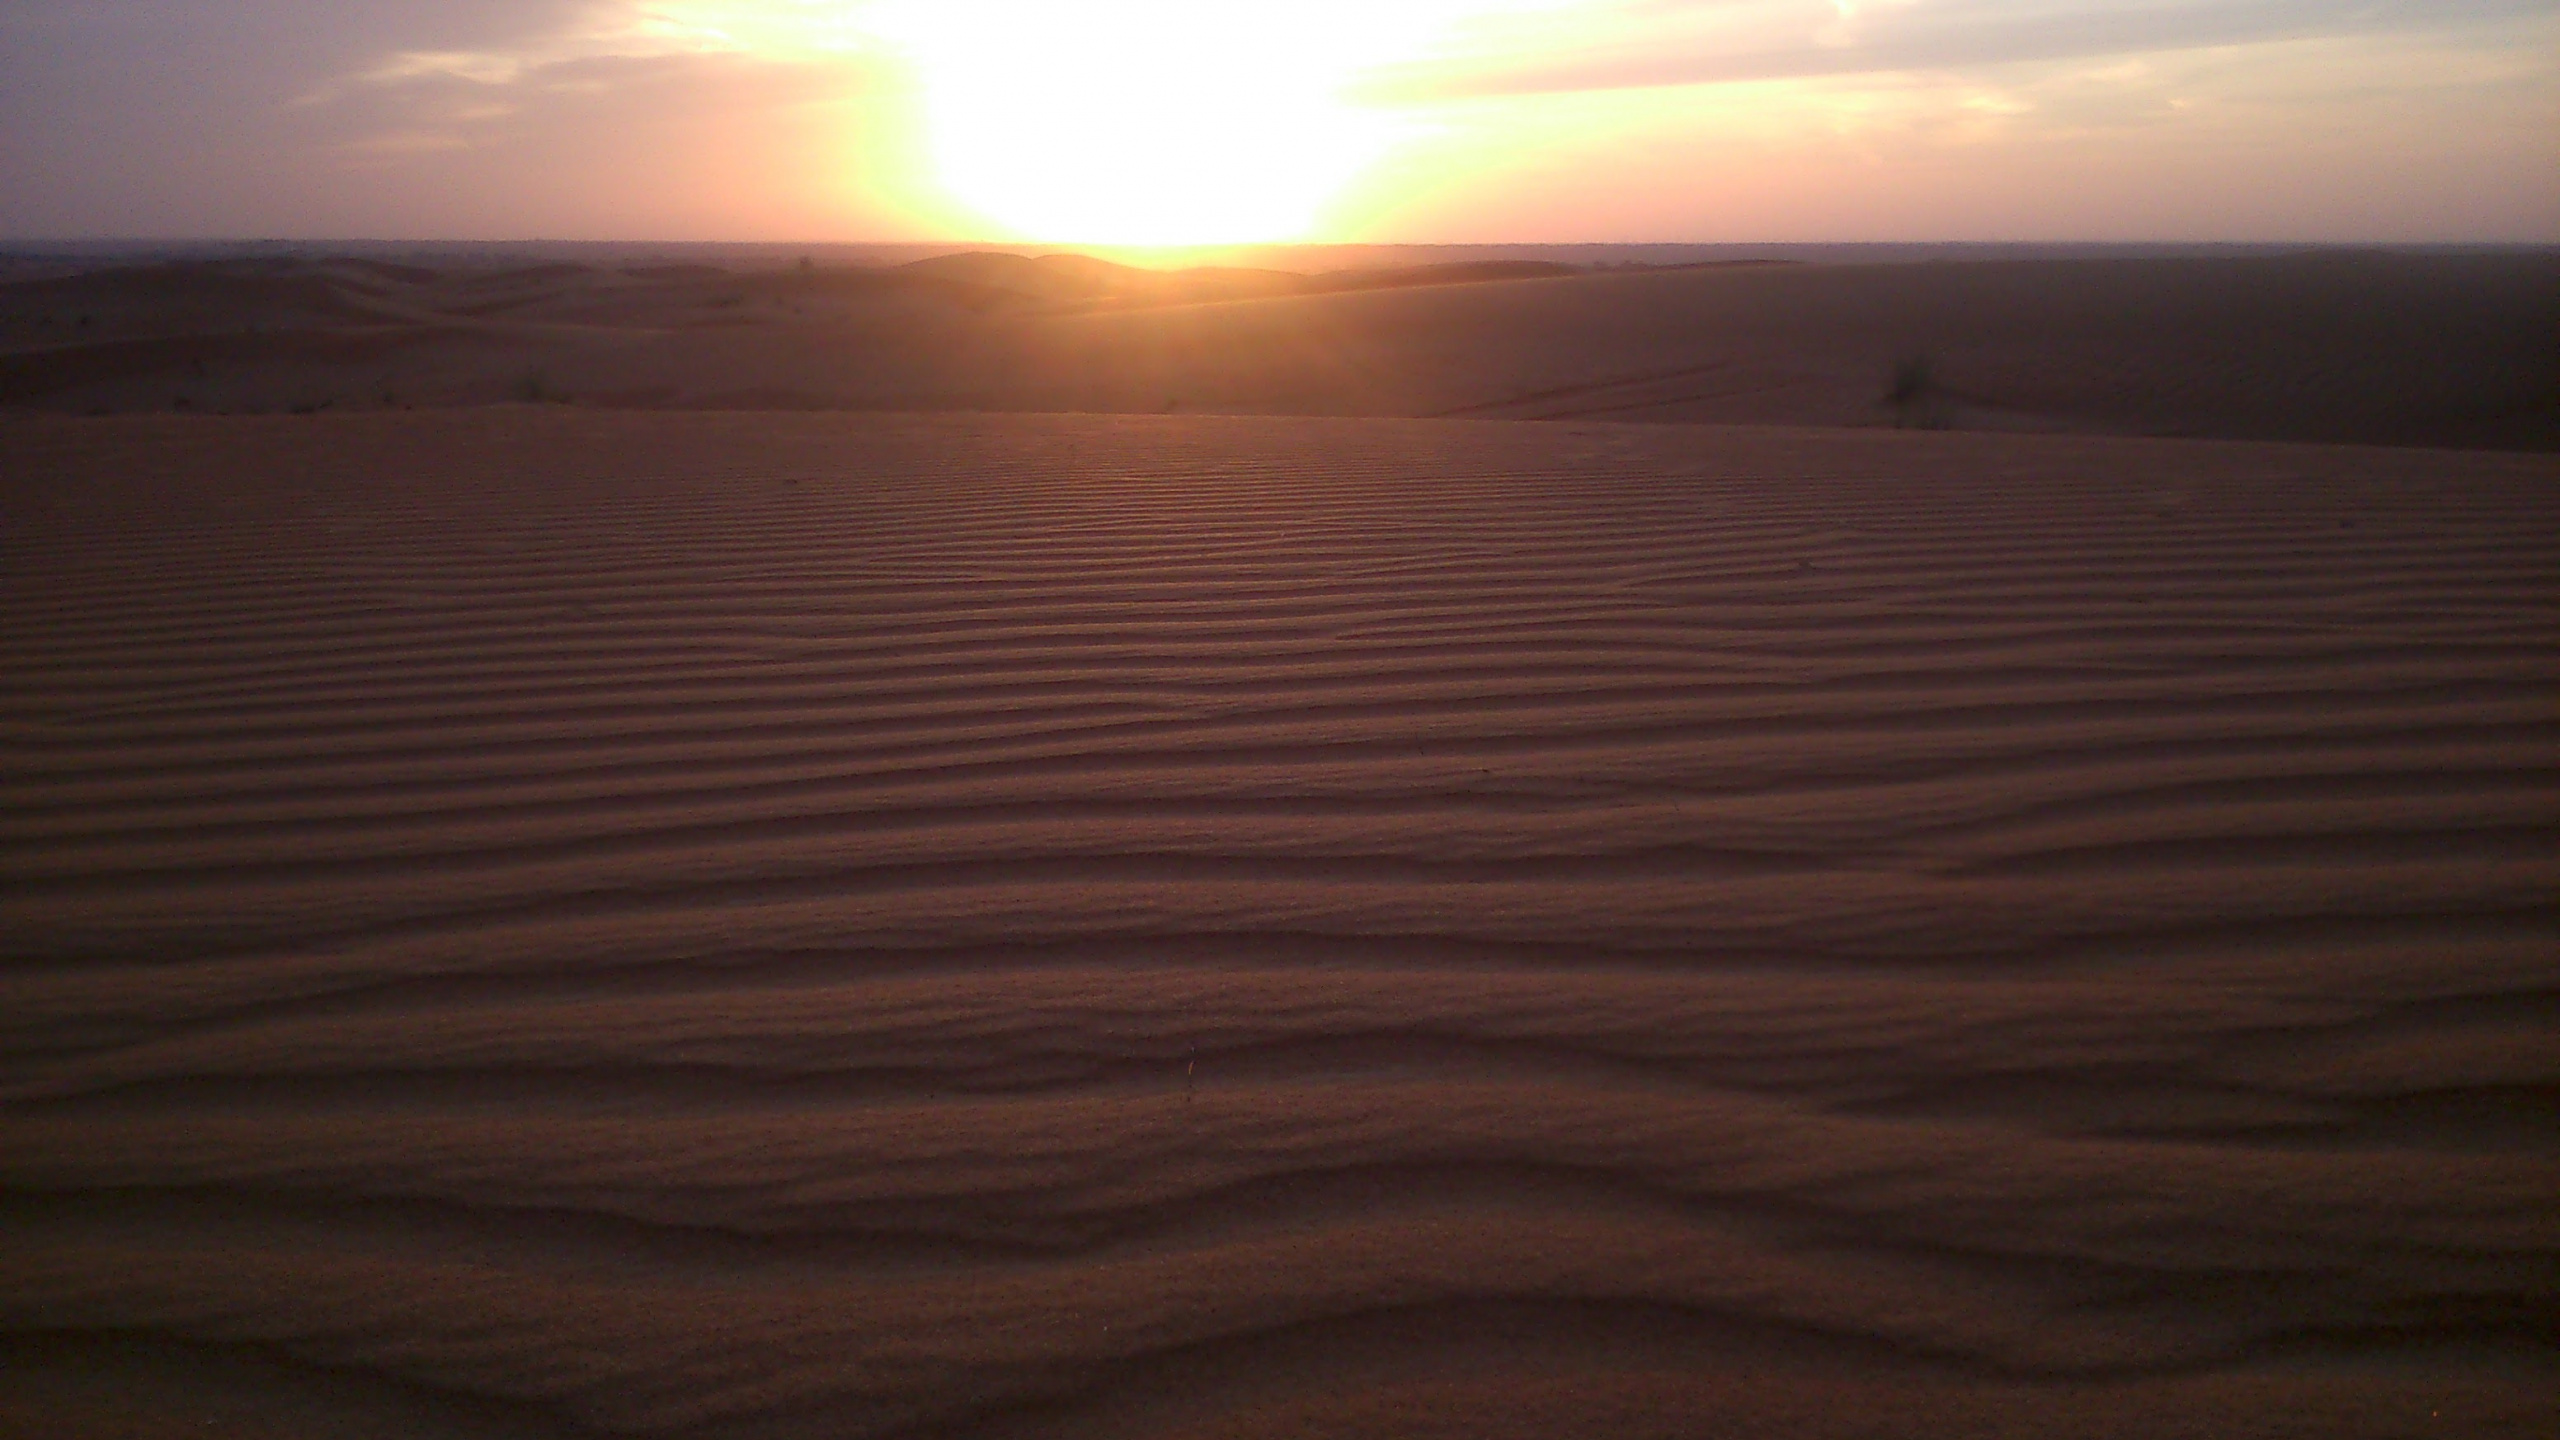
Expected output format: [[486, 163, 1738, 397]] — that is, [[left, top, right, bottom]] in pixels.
[[1886, 353, 1951, 430]]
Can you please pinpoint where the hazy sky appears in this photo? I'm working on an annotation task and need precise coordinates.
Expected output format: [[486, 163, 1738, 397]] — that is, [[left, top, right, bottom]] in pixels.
[[3, 1, 2553, 244]]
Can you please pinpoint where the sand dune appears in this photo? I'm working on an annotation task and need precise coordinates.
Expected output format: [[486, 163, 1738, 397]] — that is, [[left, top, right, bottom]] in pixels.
[[1, 409, 2553, 1437], [4, 251, 2552, 450]]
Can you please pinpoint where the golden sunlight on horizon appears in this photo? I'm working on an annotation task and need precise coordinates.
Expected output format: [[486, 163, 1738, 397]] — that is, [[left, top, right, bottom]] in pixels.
[[871, 1, 1481, 245], [6, 0, 2547, 243]]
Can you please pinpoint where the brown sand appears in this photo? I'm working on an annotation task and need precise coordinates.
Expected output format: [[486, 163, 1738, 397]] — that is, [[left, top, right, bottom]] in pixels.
[[4, 251, 2554, 450], [1, 409, 2555, 1438]]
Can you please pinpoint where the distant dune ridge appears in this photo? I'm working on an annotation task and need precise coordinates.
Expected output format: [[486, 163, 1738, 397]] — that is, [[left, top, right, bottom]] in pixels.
[[2, 409, 2554, 1437], [1, 249, 2553, 449]]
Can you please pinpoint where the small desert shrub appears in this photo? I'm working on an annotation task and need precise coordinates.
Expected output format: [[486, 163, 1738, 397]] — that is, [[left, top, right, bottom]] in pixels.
[[1885, 353, 1950, 430]]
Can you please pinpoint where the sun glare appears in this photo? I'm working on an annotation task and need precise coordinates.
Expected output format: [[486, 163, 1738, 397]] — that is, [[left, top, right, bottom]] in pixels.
[[875, 2, 1436, 245]]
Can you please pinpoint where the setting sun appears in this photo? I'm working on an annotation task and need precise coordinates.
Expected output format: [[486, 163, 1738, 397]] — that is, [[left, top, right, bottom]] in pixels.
[[873, 1, 1436, 245]]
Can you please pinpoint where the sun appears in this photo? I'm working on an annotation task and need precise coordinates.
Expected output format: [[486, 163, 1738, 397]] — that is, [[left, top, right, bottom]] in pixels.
[[875, 2, 1419, 246]]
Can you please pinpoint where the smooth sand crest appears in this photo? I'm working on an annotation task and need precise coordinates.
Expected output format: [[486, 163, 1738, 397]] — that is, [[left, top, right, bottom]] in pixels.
[[2, 410, 2555, 1437]]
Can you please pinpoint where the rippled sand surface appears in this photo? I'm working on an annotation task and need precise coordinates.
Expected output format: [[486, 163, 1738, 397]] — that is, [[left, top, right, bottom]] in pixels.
[[3, 411, 2554, 1438]]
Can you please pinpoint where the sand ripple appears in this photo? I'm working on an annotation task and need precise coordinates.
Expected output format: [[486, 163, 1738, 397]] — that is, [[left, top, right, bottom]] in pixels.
[[2, 411, 2554, 1437]]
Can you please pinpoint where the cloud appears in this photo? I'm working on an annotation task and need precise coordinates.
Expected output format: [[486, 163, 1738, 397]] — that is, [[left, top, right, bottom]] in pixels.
[[1367, 0, 2560, 99], [256, 2, 907, 178], [282, 46, 916, 238], [0, 0, 915, 238], [2, 0, 2549, 239], [305, 45, 887, 164], [291, 2, 767, 104]]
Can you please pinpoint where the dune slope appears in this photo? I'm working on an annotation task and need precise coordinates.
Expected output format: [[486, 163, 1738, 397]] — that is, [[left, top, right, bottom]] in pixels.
[[1, 410, 2555, 1438], [5, 251, 2553, 450]]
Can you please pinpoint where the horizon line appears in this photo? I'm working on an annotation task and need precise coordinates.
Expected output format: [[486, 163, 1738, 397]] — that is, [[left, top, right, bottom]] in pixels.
[[6, 236, 2555, 251]]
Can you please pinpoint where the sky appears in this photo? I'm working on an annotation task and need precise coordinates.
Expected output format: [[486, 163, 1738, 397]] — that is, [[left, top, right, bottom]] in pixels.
[[1, 1, 2553, 245]]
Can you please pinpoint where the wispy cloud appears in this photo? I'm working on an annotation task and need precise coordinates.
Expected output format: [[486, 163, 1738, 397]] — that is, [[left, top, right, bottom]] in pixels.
[[1369, 0, 2559, 99], [293, 2, 773, 105], [288, 2, 899, 163], [288, 1, 2557, 116], [3, 0, 2549, 239]]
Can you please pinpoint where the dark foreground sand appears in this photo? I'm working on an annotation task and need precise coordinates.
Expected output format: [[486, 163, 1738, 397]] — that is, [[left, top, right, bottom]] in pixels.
[[1, 410, 2555, 1438]]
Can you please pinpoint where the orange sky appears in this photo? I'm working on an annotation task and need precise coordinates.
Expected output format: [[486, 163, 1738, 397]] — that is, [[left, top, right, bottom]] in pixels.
[[1, 1, 2554, 243]]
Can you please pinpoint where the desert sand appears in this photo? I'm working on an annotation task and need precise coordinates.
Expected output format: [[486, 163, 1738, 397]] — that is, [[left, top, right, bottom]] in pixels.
[[2, 406, 2554, 1437], [4, 249, 2554, 450]]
